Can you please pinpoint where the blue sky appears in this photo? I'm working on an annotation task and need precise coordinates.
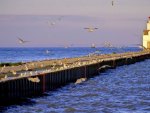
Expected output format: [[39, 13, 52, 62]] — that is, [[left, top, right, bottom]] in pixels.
[[0, 0, 150, 47]]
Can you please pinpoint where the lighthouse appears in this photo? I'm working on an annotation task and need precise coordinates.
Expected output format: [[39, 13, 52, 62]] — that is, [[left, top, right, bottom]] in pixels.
[[143, 17, 150, 49]]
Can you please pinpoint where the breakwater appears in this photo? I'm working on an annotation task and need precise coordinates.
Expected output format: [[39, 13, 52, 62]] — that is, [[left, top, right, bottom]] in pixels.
[[0, 50, 150, 105]]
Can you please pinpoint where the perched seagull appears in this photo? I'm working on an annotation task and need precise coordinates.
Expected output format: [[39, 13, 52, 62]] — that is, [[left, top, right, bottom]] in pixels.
[[20, 73, 23, 76], [11, 70, 17, 75], [0, 65, 6, 72], [25, 65, 29, 71], [40, 64, 44, 68], [91, 43, 96, 48], [28, 77, 40, 83], [4, 75, 8, 79], [84, 27, 98, 32], [18, 37, 29, 44]]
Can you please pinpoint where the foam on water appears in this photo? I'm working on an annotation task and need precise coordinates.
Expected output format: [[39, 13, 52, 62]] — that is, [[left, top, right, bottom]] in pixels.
[[1, 57, 150, 113], [1, 47, 150, 113]]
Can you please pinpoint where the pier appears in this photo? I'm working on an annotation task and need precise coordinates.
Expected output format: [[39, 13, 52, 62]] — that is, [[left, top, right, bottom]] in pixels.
[[0, 50, 150, 105]]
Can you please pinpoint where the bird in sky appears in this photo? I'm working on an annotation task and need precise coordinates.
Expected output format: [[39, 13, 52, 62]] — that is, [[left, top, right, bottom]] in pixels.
[[25, 65, 29, 71], [84, 27, 98, 32], [45, 50, 50, 54], [47, 20, 56, 27], [104, 42, 112, 47], [134, 44, 146, 49], [91, 43, 96, 48], [18, 37, 29, 44], [58, 16, 64, 21], [112, 1, 114, 6]]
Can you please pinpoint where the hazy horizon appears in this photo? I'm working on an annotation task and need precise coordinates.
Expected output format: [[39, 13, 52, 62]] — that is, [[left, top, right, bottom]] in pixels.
[[0, 0, 150, 47]]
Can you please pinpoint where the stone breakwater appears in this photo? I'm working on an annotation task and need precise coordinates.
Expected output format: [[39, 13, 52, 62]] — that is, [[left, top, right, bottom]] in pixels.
[[0, 50, 150, 105]]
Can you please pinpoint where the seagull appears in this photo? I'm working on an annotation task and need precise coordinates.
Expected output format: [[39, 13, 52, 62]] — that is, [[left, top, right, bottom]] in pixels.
[[47, 21, 56, 27], [20, 73, 24, 76], [40, 64, 44, 68], [30, 71, 33, 75], [112, 1, 114, 6], [45, 50, 50, 54], [75, 78, 87, 84], [135, 44, 146, 49], [97, 65, 111, 71], [25, 65, 29, 71], [0, 65, 6, 73], [11, 70, 17, 75], [18, 37, 29, 44], [28, 77, 40, 83], [104, 42, 112, 47], [84, 27, 98, 32], [4, 75, 8, 79], [58, 16, 64, 21]]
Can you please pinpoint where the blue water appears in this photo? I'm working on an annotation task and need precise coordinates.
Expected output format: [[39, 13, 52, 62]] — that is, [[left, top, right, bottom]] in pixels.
[[1, 47, 150, 113], [1, 59, 150, 113], [0, 47, 141, 63]]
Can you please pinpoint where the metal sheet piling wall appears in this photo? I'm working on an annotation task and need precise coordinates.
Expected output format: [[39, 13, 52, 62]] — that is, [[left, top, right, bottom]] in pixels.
[[0, 51, 150, 105]]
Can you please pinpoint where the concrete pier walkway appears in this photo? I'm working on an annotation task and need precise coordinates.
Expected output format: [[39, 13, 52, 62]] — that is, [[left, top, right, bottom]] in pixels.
[[0, 50, 150, 105]]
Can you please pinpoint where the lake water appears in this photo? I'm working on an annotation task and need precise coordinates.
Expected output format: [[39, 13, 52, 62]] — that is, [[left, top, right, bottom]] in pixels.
[[0, 47, 150, 113], [0, 47, 141, 63]]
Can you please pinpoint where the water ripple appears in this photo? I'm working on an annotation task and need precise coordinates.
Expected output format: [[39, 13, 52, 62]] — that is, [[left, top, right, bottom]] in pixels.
[[2, 59, 150, 113]]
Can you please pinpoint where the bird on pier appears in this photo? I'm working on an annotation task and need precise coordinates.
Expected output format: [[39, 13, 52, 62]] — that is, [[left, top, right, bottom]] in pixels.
[[4, 75, 8, 79], [40, 64, 44, 68], [0, 65, 6, 73], [1, 75, 8, 80], [35, 71, 38, 75], [20, 73, 23, 76], [25, 65, 29, 71], [11, 70, 17, 75], [28, 77, 40, 83], [63, 63, 67, 69], [31, 63, 35, 67]]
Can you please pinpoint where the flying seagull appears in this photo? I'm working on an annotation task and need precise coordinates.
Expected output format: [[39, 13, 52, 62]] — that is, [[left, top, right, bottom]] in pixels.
[[91, 43, 96, 48], [134, 44, 146, 49], [47, 20, 56, 27], [18, 37, 29, 44], [84, 27, 98, 32], [112, 1, 114, 6], [104, 42, 112, 47], [58, 16, 64, 21]]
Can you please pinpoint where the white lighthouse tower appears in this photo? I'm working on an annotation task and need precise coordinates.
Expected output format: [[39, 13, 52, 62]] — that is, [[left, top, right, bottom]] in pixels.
[[143, 17, 150, 49]]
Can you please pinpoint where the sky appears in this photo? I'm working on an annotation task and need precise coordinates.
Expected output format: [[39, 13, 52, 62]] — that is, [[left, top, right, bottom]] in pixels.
[[0, 0, 150, 47]]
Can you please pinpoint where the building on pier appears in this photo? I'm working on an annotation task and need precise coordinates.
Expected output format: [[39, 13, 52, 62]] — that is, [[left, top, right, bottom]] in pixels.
[[143, 17, 150, 49]]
